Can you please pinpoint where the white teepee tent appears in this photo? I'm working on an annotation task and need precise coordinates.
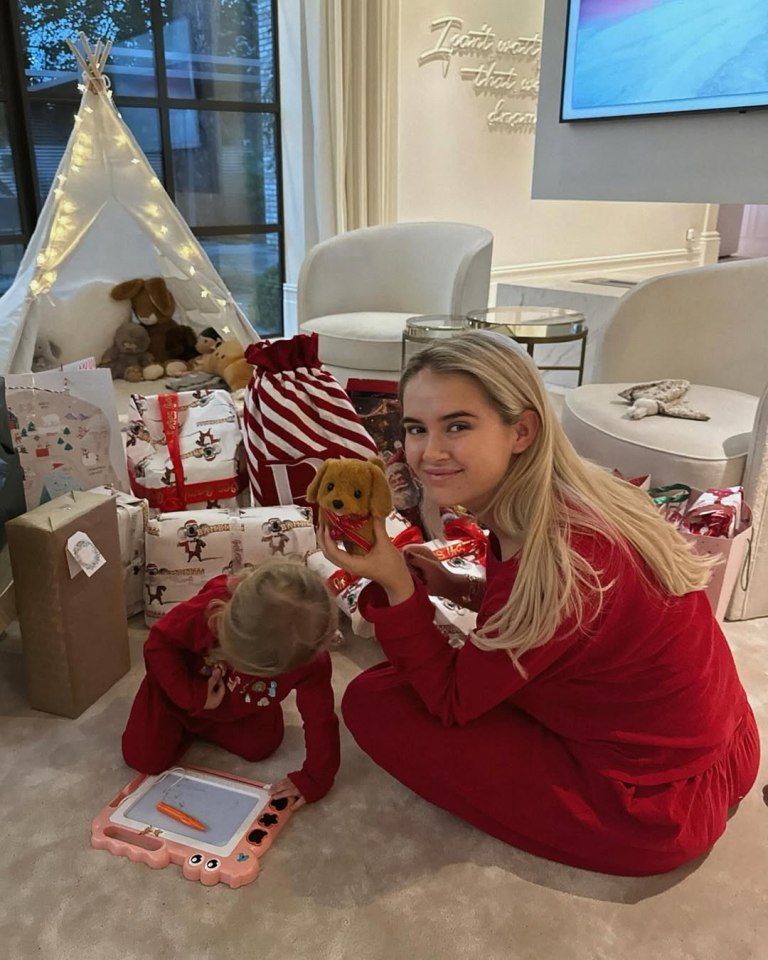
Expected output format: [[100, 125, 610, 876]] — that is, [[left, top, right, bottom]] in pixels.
[[0, 36, 258, 375]]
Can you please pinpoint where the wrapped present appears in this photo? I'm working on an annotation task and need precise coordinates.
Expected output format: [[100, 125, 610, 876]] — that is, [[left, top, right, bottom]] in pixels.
[[89, 485, 150, 617], [612, 469, 652, 492], [426, 533, 488, 576], [648, 483, 692, 526], [307, 557, 477, 642], [308, 515, 479, 643], [431, 596, 478, 649], [144, 505, 316, 625], [307, 511, 421, 637], [307, 553, 373, 637], [650, 484, 752, 621], [126, 389, 247, 512], [680, 486, 744, 539], [6, 491, 129, 718], [419, 535, 485, 646]]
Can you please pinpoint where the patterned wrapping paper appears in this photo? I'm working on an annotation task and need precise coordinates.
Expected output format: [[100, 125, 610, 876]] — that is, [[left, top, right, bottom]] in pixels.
[[89, 485, 150, 617], [143, 505, 317, 626], [306, 517, 479, 643], [5, 368, 130, 508], [126, 389, 246, 512]]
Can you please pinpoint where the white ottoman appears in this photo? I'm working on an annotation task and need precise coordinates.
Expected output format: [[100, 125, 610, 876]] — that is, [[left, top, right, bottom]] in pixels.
[[562, 383, 759, 490]]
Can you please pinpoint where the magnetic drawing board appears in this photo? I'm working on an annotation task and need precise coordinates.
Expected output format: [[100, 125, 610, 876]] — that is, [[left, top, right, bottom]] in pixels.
[[91, 765, 294, 888]]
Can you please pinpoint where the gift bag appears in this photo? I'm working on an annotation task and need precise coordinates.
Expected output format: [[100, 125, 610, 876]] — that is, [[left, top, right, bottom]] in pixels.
[[678, 487, 753, 621], [4, 367, 129, 509], [126, 389, 246, 511], [144, 504, 316, 624], [242, 334, 378, 508], [650, 484, 753, 621]]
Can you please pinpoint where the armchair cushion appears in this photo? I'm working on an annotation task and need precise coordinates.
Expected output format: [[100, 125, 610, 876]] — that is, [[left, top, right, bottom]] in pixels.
[[301, 312, 413, 371], [296, 222, 493, 381], [563, 383, 758, 490]]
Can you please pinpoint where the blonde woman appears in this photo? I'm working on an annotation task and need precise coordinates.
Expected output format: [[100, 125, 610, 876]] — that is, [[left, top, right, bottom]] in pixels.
[[319, 331, 758, 875], [122, 559, 340, 808]]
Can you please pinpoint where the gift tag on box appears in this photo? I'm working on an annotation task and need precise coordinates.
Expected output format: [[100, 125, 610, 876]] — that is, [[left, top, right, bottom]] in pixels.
[[66, 531, 106, 579]]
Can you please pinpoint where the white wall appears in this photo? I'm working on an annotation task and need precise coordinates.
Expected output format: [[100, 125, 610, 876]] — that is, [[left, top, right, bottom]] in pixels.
[[396, 0, 714, 288]]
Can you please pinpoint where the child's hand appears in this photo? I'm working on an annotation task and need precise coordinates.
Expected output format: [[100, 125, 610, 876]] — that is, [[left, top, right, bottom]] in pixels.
[[203, 665, 225, 710], [270, 777, 306, 810]]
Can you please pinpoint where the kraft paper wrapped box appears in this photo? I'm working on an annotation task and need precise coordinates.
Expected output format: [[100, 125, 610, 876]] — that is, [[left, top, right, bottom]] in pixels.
[[6, 491, 130, 718]]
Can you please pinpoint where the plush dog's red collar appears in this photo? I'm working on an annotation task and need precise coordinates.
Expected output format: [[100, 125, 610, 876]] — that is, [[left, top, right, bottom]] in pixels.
[[323, 508, 373, 552]]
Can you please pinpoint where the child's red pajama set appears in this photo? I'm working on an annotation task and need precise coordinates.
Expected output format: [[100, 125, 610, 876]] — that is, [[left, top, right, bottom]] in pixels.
[[122, 575, 340, 803], [344, 532, 759, 875]]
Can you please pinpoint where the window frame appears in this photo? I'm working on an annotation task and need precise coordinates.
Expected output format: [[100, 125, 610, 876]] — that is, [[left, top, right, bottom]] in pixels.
[[0, 0, 284, 333]]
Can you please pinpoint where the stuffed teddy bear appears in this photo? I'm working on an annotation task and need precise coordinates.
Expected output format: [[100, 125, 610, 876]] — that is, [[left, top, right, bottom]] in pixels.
[[199, 340, 254, 392], [110, 277, 198, 377], [99, 321, 155, 382], [306, 456, 393, 555]]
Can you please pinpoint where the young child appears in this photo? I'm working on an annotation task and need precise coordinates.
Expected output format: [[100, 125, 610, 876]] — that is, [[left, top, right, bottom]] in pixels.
[[122, 558, 340, 807]]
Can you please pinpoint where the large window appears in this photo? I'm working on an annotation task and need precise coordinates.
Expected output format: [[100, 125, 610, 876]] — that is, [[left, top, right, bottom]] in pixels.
[[0, 0, 282, 335]]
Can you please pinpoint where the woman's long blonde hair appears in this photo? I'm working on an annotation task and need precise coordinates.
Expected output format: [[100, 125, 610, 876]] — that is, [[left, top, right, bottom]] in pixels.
[[207, 557, 338, 676], [400, 331, 714, 662]]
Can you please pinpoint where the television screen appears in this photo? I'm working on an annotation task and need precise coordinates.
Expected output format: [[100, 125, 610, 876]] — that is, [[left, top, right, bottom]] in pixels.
[[561, 0, 768, 121]]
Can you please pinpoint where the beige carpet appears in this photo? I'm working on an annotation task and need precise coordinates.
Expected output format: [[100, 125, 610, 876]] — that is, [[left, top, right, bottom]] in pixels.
[[0, 610, 767, 960]]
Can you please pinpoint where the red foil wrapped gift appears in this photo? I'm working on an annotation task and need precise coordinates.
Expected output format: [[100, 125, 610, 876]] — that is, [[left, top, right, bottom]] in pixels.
[[680, 486, 744, 539]]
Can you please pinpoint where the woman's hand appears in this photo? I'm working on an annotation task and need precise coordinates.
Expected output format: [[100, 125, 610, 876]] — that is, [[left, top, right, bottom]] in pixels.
[[203, 665, 225, 710], [317, 516, 415, 606], [270, 777, 306, 810], [403, 544, 484, 611]]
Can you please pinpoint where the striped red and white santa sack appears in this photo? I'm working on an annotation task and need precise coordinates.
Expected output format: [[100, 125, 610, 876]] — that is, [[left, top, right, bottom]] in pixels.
[[242, 334, 378, 507]]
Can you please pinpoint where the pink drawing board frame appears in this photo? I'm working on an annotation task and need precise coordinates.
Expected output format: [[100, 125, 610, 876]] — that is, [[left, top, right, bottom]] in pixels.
[[91, 765, 294, 888]]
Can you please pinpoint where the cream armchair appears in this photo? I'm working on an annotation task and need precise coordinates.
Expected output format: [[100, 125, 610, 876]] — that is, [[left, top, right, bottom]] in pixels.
[[298, 222, 493, 385], [561, 256, 768, 620]]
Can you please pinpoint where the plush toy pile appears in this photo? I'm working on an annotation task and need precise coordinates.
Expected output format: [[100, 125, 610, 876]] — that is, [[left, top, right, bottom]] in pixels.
[[107, 277, 198, 380]]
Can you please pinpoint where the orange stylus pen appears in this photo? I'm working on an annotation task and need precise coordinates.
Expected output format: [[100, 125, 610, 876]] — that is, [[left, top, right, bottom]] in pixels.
[[156, 801, 207, 832]]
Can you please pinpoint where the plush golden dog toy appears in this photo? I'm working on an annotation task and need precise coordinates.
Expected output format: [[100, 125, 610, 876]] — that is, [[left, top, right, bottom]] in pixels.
[[306, 457, 393, 555]]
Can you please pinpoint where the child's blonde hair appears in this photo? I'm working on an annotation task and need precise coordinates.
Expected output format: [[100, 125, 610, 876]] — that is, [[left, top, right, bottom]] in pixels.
[[207, 557, 338, 676], [400, 331, 716, 663]]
